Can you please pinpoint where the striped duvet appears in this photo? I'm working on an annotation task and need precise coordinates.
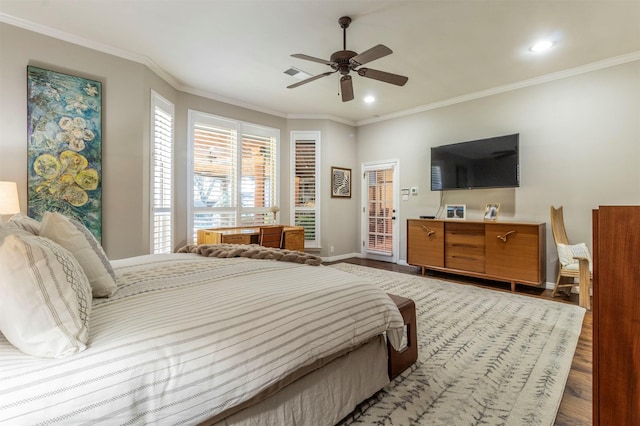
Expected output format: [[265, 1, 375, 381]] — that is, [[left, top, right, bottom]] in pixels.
[[0, 254, 404, 425]]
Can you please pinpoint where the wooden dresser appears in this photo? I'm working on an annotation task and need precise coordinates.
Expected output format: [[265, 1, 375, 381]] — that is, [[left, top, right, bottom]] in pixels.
[[197, 225, 305, 252], [407, 219, 545, 291], [592, 206, 640, 425]]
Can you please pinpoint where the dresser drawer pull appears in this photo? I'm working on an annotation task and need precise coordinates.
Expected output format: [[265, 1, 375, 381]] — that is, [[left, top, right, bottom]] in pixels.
[[497, 230, 517, 242], [421, 225, 436, 237]]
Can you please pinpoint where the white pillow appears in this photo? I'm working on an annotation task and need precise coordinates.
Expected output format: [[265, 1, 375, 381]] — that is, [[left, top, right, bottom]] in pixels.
[[0, 234, 91, 358], [557, 242, 592, 267], [7, 212, 41, 235], [0, 216, 35, 245], [40, 212, 117, 297]]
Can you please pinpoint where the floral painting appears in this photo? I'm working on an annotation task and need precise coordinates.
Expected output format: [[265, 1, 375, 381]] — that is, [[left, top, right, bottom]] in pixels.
[[27, 66, 102, 240]]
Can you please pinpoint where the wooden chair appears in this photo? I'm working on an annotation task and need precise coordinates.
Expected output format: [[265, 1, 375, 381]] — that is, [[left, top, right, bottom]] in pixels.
[[259, 226, 284, 248], [550, 206, 592, 309]]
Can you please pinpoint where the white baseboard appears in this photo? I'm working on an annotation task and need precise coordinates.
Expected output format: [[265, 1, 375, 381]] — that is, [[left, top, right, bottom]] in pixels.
[[321, 252, 363, 263]]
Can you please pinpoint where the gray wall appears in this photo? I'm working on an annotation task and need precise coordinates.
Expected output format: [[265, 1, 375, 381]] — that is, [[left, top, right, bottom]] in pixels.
[[2, 22, 639, 285], [358, 60, 640, 282], [0, 23, 353, 259]]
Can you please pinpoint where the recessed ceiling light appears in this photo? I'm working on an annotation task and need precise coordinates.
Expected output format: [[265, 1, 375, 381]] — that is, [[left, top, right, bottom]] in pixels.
[[529, 40, 554, 53], [364, 96, 375, 103]]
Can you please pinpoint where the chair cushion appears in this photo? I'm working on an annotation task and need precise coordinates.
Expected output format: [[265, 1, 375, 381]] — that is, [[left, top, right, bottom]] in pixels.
[[562, 262, 593, 273], [557, 242, 592, 267]]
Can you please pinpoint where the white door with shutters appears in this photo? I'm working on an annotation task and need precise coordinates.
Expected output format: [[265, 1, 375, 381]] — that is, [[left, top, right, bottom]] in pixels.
[[361, 161, 399, 263]]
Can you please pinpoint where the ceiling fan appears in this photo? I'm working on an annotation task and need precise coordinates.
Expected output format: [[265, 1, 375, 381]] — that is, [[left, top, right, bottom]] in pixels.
[[287, 16, 409, 102]]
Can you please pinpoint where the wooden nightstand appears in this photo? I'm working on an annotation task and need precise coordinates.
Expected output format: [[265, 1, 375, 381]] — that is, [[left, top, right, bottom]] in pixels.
[[387, 293, 418, 380]]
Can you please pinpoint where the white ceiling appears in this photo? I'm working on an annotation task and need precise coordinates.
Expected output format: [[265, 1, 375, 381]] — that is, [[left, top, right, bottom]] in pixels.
[[2, 1, 639, 124]]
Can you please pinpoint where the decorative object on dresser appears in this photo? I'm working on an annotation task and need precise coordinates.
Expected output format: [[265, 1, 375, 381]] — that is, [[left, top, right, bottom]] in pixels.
[[331, 166, 352, 198], [484, 203, 500, 221], [592, 205, 640, 425], [331, 263, 584, 426], [444, 204, 466, 219], [407, 218, 545, 291], [550, 206, 592, 309]]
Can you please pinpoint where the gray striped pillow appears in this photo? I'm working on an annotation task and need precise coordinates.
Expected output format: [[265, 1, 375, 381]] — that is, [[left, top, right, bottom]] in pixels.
[[0, 234, 91, 358]]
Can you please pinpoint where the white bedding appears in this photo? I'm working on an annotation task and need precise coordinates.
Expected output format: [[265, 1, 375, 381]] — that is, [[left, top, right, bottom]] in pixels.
[[0, 254, 403, 425]]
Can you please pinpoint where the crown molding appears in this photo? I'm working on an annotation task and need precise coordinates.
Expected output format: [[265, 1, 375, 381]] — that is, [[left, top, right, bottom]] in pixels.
[[357, 50, 640, 126], [3, 12, 638, 128], [178, 85, 288, 119], [286, 114, 356, 127], [0, 12, 288, 120]]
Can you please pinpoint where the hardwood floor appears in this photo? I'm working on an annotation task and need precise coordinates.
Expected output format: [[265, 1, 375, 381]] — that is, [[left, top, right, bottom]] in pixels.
[[328, 258, 592, 426]]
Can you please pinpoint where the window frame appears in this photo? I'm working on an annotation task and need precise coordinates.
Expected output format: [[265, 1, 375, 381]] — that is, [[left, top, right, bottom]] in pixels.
[[150, 90, 174, 254], [187, 110, 279, 243], [290, 130, 321, 249]]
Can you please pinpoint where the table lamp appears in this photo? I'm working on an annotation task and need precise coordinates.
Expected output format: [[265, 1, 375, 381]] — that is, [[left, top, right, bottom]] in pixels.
[[0, 181, 20, 224]]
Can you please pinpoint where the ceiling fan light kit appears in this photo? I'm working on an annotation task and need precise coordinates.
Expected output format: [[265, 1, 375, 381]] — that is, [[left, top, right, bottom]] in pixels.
[[287, 16, 408, 102]]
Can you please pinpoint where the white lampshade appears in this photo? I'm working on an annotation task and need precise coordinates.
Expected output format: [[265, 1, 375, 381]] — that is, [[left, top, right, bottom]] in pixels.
[[0, 181, 20, 216]]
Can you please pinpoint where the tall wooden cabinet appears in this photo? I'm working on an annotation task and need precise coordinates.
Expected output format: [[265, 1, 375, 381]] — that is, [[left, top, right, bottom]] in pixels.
[[407, 219, 545, 291], [592, 206, 640, 425]]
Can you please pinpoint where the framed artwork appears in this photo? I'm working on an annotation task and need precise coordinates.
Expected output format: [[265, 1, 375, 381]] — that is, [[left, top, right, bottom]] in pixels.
[[484, 203, 500, 221], [331, 166, 351, 198], [445, 204, 466, 220], [27, 66, 103, 241]]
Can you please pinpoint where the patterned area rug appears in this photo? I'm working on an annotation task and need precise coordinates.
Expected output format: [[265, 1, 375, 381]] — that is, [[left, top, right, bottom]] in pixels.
[[329, 263, 585, 426]]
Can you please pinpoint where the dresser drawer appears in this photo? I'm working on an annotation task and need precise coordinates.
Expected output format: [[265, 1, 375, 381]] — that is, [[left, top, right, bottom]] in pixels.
[[445, 222, 485, 272], [445, 251, 485, 273]]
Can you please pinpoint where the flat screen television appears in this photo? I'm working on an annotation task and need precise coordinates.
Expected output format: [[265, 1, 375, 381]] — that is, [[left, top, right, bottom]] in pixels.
[[431, 133, 519, 191]]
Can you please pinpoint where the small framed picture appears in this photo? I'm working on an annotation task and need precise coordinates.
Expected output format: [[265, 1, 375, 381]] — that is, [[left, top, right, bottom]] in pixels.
[[484, 203, 500, 221], [331, 166, 351, 198], [445, 204, 466, 220]]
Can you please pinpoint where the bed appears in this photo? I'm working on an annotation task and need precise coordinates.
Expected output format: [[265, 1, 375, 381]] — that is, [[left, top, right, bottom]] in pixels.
[[0, 214, 404, 425]]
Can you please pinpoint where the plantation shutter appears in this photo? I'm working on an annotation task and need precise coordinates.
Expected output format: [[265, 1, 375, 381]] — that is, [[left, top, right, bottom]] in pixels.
[[240, 131, 277, 225], [188, 111, 280, 243], [291, 132, 320, 248], [192, 120, 237, 237], [151, 92, 174, 254], [366, 169, 393, 254]]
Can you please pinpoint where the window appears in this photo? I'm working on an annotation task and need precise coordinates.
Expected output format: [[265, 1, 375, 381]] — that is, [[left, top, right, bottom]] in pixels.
[[150, 91, 174, 253], [291, 131, 320, 249], [188, 111, 279, 242]]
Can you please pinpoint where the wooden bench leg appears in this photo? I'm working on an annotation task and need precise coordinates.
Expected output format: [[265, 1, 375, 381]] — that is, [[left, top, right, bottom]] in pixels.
[[387, 294, 418, 380]]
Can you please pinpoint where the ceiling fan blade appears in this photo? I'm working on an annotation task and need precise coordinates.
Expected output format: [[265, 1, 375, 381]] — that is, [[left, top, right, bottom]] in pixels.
[[340, 75, 354, 102], [350, 44, 392, 67], [287, 71, 334, 89], [357, 68, 408, 86], [291, 53, 333, 66]]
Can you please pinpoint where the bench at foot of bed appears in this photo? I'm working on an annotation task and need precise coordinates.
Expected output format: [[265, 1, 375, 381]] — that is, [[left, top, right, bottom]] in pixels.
[[386, 293, 418, 380]]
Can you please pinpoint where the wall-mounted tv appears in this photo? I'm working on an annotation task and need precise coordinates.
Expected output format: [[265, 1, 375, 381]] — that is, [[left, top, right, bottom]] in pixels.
[[431, 133, 519, 191]]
